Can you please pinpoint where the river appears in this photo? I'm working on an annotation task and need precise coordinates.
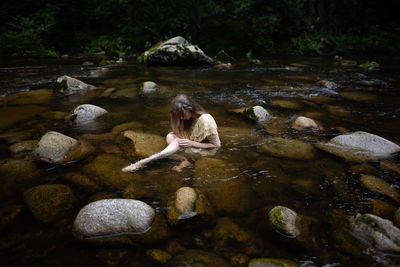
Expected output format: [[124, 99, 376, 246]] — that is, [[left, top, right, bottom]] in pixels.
[[0, 55, 399, 266]]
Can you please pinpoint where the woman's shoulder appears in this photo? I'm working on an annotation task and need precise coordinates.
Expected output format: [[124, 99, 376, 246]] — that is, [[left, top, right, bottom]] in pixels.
[[196, 113, 217, 128]]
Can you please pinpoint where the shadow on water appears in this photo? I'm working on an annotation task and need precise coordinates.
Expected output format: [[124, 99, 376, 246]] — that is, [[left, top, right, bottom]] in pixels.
[[0, 55, 400, 266]]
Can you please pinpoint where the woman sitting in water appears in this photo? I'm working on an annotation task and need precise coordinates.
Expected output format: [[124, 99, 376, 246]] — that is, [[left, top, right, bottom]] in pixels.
[[122, 94, 221, 172]]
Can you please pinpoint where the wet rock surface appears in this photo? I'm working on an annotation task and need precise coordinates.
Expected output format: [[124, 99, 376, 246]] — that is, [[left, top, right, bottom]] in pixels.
[[316, 131, 400, 162], [73, 199, 156, 244]]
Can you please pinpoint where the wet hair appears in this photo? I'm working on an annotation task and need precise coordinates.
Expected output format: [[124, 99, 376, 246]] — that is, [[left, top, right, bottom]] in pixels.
[[170, 94, 206, 137]]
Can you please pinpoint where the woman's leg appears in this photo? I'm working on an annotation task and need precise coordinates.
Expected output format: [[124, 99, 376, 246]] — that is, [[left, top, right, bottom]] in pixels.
[[122, 133, 181, 172]]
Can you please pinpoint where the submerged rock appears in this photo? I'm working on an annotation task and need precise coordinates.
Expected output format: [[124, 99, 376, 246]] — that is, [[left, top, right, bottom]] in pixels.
[[248, 258, 299, 267], [168, 249, 230, 267], [34, 131, 94, 164], [260, 137, 317, 160], [53, 75, 94, 95], [370, 199, 397, 219], [123, 130, 166, 157], [69, 104, 108, 125], [0, 159, 42, 199], [213, 217, 264, 255], [23, 184, 74, 224], [139, 36, 213, 66], [360, 174, 400, 203], [3, 89, 53, 106], [315, 131, 400, 163], [82, 154, 137, 189], [193, 158, 257, 215], [8, 140, 38, 158], [167, 187, 214, 226]]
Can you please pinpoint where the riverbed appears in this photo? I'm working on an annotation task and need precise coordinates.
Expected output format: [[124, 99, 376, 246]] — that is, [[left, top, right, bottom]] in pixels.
[[1, 55, 399, 266]]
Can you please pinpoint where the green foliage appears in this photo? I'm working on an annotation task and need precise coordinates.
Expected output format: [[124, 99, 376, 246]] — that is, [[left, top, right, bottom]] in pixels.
[[290, 33, 325, 55], [0, 0, 398, 57]]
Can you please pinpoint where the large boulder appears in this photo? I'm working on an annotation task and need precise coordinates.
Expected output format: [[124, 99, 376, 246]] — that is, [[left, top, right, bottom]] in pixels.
[[73, 199, 170, 245], [23, 184, 74, 224], [34, 131, 95, 164], [138, 36, 213, 66], [260, 137, 317, 160], [69, 104, 108, 125], [53, 75, 94, 95], [315, 131, 400, 163], [167, 187, 214, 226]]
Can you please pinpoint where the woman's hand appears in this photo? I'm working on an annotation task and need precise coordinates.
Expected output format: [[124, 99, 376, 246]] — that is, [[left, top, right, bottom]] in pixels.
[[177, 138, 194, 148]]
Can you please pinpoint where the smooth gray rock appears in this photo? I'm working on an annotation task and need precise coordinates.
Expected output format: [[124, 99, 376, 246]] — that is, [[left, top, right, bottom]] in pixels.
[[349, 213, 400, 253], [70, 104, 108, 125], [139, 36, 213, 65], [34, 131, 94, 164], [34, 131, 78, 163], [316, 131, 400, 163], [73, 199, 155, 240], [53, 75, 94, 94]]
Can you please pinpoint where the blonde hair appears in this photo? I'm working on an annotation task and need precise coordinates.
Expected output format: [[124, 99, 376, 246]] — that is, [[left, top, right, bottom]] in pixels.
[[170, 94, 206, 137]]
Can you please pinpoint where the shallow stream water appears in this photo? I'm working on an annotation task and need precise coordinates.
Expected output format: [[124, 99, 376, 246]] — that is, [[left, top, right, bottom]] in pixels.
[[0, 55, 399, 266]]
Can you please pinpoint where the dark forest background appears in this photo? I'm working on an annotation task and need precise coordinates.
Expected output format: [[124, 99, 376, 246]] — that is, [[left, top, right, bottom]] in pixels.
[[0, 0, 399, 58]]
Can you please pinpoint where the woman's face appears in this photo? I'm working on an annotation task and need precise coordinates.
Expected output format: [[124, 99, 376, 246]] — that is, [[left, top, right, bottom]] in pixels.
[[181, 108, 192, 120]]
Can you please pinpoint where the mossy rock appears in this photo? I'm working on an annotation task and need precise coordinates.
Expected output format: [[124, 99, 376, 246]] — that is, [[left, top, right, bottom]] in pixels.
[[139, 36, 213, 66], [269, 206, 300, 237], [359, 61, 379, 69]]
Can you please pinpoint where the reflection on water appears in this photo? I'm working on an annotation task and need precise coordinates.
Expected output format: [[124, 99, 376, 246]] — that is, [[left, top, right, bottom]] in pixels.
[[0, 56, 400, 266]]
